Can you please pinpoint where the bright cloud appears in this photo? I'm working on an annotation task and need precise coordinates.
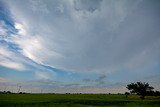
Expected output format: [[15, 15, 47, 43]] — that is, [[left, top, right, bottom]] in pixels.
[[15, 23, 27, 36], [0, 60, 25, 71], [10, 20, 63, 66]]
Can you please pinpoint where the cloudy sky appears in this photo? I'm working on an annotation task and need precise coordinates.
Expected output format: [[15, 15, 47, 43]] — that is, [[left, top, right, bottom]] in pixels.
[[0, 0, 160, 93]]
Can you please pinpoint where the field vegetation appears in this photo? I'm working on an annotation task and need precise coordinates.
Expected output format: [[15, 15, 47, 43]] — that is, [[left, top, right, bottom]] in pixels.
[[0, 93, 160, 107]]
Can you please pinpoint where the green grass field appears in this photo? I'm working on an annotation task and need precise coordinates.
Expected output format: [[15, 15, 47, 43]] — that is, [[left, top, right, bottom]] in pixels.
[[0, 94, 160, 107]]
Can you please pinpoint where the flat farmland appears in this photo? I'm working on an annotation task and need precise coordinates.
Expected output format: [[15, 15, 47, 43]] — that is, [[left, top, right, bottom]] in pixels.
[[0, 94, 160, 107]]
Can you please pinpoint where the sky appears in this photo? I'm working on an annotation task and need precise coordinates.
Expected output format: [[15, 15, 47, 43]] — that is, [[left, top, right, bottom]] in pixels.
[[0, 0, 160, 93]]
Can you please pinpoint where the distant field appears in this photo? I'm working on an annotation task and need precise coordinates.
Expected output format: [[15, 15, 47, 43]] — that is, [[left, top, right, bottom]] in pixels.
[[0, 94, 160, 107]]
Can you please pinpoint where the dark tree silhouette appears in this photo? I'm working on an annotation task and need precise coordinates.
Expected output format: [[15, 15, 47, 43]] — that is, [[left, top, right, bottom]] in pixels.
[[126, 82, 154, 99]]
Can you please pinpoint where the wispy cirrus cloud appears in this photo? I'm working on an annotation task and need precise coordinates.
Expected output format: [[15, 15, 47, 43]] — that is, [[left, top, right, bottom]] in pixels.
[[0, 61, 25, 71], [0, 45, 25, 71]]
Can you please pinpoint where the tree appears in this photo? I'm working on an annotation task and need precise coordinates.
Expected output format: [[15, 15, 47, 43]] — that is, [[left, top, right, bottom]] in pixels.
[[126, 82, 154, 99]]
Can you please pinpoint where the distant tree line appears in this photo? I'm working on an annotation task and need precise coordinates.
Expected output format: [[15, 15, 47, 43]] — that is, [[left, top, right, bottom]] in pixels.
[[0, 91, 26, 94], [0, 91, 12, 94]]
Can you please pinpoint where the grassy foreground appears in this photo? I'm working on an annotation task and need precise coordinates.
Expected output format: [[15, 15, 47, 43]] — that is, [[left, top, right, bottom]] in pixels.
[[0, 94, 160, 107]]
